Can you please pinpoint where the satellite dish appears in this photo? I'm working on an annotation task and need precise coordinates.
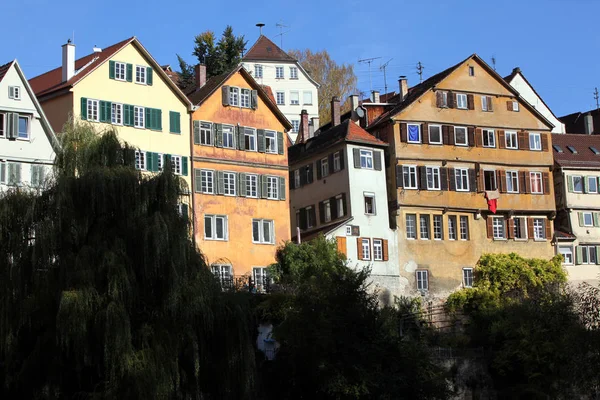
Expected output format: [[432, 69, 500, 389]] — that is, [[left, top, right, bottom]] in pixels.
[[355, 107, 365, 118]]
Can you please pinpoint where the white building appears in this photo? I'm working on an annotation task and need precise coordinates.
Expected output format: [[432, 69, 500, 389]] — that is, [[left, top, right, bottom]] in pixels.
[[288, 98, 400, 301], [0, 60, 58, 192], [242, 35, 319, 144], [505, 67, 565, 134]]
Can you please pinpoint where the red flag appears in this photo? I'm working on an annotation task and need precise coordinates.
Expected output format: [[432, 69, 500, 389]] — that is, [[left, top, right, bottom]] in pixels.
[[487, 198, 497, 214]]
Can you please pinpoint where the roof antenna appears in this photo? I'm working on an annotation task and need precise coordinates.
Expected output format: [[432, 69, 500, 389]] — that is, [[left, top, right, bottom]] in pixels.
[[594, 87, 599, 110], [275, 21, 290, 48], [416, 61, 425, 83], [256, 23, 265, 36], [358, 57, 381, 93], [380, 58, 393, 95], [491, 55, 497, 71]]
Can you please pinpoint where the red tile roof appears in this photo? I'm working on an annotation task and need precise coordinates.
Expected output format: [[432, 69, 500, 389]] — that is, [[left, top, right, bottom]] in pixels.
[[554, 230, 576, 240], [162, 65, 180, 85], [242, 35, 295, 62], [0, 60, 14, 83], [552, 133, 600, 169], [260, 84, 276, 104], [29, 37, 134, 97]]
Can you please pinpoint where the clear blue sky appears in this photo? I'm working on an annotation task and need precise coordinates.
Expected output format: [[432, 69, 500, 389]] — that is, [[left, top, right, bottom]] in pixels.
[[2, 0, 598, 116]]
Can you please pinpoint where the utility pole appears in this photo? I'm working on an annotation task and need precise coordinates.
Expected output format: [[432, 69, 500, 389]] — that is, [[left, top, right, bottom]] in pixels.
[[416, 61, 425, 83], [380, 58, 393, 94], [358, 57, 381, 93], [595, 87, 599, 110], [491, 56, 497, 71], [275, 22, 290, 48]]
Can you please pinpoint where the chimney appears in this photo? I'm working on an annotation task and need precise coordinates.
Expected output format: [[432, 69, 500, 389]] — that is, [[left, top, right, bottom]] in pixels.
[[61, 39, 75, 82], [584, 112, 594, 135], [398, 76, 408, 102], [299, 109, 310, 142], [371, 90, 380, 103], [331, 96, 341, 127], [195, 64, 207, 89], [350, 94, 359, 111], [310, 117, 320, 136]]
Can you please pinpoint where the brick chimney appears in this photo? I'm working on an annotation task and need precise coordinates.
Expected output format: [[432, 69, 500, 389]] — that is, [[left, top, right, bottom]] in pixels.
[[298, 109, 310, 142], [195, 64, 207, 89], [61, 39, 75, 82], [398, 76, 408, 102], [331, 96, 341, 127]]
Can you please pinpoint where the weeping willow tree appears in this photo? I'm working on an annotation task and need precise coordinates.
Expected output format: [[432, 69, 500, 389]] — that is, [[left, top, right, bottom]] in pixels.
[[0, 121, 256, 399]]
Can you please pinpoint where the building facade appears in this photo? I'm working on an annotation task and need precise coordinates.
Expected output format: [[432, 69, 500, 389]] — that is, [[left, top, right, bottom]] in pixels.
[[0, 60, 58, 192], [366, 55, 556, 298], [242, 35, 319, 144], [187, 65, 292, 288], [29, 37, 193, 210], [289, 100, 400, 300], [552, 134, 600, 286]]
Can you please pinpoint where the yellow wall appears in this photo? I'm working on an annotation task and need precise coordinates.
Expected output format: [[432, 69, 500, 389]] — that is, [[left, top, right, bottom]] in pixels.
[[191, 71, 290, 276]]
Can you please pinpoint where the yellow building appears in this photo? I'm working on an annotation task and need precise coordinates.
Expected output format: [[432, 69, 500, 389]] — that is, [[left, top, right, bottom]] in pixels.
[[30, 37, 193, 211]]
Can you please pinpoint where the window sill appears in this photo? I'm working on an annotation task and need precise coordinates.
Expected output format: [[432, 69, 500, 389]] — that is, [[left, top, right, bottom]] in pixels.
[[420, 238, 430, 241], [514, 238, 528, 241], [427, 188, 441, 191], [455, 143, 469, 147], [205, 238, 228, 241], [483, 145, 496, 149], [534, 238, 547, 242], [365, 213, 376, 216], [170, 132, 181, 135], [456, 189, 470, 192], [407, 141, 422, 144], [493, 238, 507, 241], [253, 242, 275, 245], [135, 81, 147, 86], [428, 142, 443, 145], [506, 147, 519, 150]]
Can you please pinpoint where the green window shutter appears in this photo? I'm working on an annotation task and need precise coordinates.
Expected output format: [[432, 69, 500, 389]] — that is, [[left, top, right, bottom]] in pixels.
[[277, 131, 284, 154], [215, 123, 223, 148], [237, 126, 245, 150], [279, 177, 286, 200], [80, 97, 88, 120], [596, 246, 600, 265], [182, 156, 188, 176], [261, 175, 268, 199], [181, 203, 189, 219], [126, 63, 133, 82], [109, 61, 115, 79], [257, 129, 265, 153], [217, 171, 225, 195], [156, 109, 162, 131], [169, 111, 181, 134], [576, 246, 583, 265], [124, 105, 134, 126], [145, 108, 152, 129], [147, 67, 153, 86], [578, 212, 585, 227], [193, 121, 200, 144], [99, 101, 107, 122], [0, 163, 5, 183], [194, 169, 202, 191], [238, 172, 246, 196], [584, 176, 590, 193], [567, 175, 574, 192], [594, 212, 600, 227], [251, 90, 258, 109], [147, 152, 155, 172]]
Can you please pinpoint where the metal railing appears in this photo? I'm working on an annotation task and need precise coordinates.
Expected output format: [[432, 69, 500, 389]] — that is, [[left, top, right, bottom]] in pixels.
[[214, 275, 272, 293]]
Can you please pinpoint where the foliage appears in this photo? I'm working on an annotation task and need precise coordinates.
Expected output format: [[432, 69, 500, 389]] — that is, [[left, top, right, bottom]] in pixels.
[[288, 49, 358, 124], [176, 54, 195, 90], [571, 281, 600, 330], [191, 26, 246, 79]]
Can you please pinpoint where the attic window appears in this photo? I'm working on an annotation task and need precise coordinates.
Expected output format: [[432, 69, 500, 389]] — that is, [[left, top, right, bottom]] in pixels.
[[590, 146, 600, 155], [552, 145, 563, 153], [266, 47, 272, 53], [567, 146, 578, 154], [468, 66, 475, 76]]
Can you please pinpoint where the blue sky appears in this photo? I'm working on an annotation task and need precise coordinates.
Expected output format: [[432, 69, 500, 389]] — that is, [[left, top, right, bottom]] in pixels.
[[2, 0, 598, 116]]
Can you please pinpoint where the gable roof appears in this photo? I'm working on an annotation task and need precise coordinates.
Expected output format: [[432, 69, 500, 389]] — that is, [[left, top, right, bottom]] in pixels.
[[552, 133, 600, 169], [0, 60, 14, 83], [187, 65, 292, 130], [29, 37, 192, 108], [503, 67, 562, 123], [289, 119, 387, 163], [243, 35, 296, 62], [291, 217, 353, 243], [368, 54, 555, 130]]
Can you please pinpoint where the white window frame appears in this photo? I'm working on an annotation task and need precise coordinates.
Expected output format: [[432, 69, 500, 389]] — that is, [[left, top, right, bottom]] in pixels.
[[481, 96, 488, 111], [276, 91, 285, 105], [588, 176, 598, 194], [324, 200, 331, 222], [246, 174, 258, 198], [529, 132, 542, 151], [373, 239, 383, 261], [265, 130, 277, 154], [360, 149, 373, 169], [267, 176, 279, 199], [448, 216, 457, 240], [200, 121, 213, 146], [403, 165, 418, 189], [87, 99, 99, 122], [290, 67, 298, 79], [346, 225, 352, 236], [505, 131, 518, 149], [513, 217, 527, 240], [211, 264, 232, 284], [455, 168, 469, 191], [135, 65, 147, 84], [420, 214, 430, 240], [361, 238, 371, 261], [433, 215, 443, 240], [200, 169, 214, 194], [229, 87, 239, 107], [456, 93, 468, 109], [492, 217, 505, 240], [111, 103, 123, 125], [512, 101, 519, 111], [581, 245, 598, 265], [253, 267, 270, 291], [454, 126, 468, 146], [407, 123, 421, 144], [0, 113, 5, 138], [364, 193, 376, 215], [506, 170, 519, 193], [416, 270, 428, 291], [171, 155, 182, 175], [428, 124, 442, 144], [530, 172, 543, 194], [336, 195, 344, 218], [244, 127, 257, 151], [333, 152, 341, 172], [303, 91, 313, 105], [114, 62, 126, 81], [294, 169, 300, 188], [533, 218, 545, 240], [157, 153, 164, 171], [291, 120, 300, 133], [253, 219, 275, 244], [224, 172, 236, 196], [460, 216, 469, 240], [8, 86, 21, 100], [583, 212, 594, 227], [222, 125, 235, 149], [240, 89, 251, 108], [482, 129, 495, 148], [573, 175, 584, 193], [406, 214, 417, 239], [17, 115, 29, 140], [134, 106, 145, 128], [204, 214, 228, 241], [254, 64, 263, 79], [468, 66, 475, 76], [321, 157, 329, 177], [463, 268, 474, 288], [135, 150, 146, 171], [426, 167, 441, 190], [290, 91, 300, 105], [275, 66, 284, 79], [559, 246, 573, 265]]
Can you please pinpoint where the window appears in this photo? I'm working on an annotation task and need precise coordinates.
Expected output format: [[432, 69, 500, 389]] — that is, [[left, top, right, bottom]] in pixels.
[[265, 130, 277, 153], [212, 265, 232, 286], [253, 267, 269, 291], [583, 212, 593, 227], [333, 152, 341, 172], [275, 66, 284, 79], [481, 96, 488, 111], [323, 200, 331, 222], [6, 162, 21, 186], [290, 67, 298, 79], [87, 99, 99, 122], [303, 91, 313, 105], [8, 86, 20, 100], [407, 124, 421, 143], [362, 238, 371, 260], [505, 131, 518, 149], [482, 129, 495, 147], [426, 167, 441, 190], [246, 174, 258, 197], [244, 127, 257, 151], [204, 215, 227, 240], [573, 176, 583, 193], [200, 122, 212, 145], [530, 172, 543, 194], [463, 268, 474, 288], [364, 193, 375, 215], [294, 169, 300, 188], [18, 116, 29, 139], [240, 89, 251, 108], [276, 91, 285, 105], [448, 216, 457, 240], [506, 171, 519, 193], [224, 172, 236, 195], [253, 219, 274, 244], [433, 215, 443, 240], [267, 176, 279, 199], [456, 93, 468, 109], [223, 125, 235, 149], [321, 157, 329, 177], [454, 126, 468, 146], [468, 66, 475, 76], [512, 101, 519, 111], [254, 64, 263, 78], [529, 133, 542, 151], [360, 149, 373, 169], [455, 168, 469, 191], [406, 214, 417, 239], [111, 103, 123, 125], [580, 246, 598, 265], [200, 170, 214, 194], [420, 215, 430, 240], [135, 65, 146, 84], [30, 165, 45, 187], [403, 165, 418, 189], [157, 153, 164, 171], [291, 120, 300, 133], [0, 113, 4, 137], [416, 270, 428, 291], [134, 106, 144, 128], [336, 195, 344, 217], [229, 87, 239, 106], [588, 176, 598, 193], [114, 62, 126, 80], [306, 206, 315, 228], [484, 170, 497, 191], [429, 125, 442, 144], [373, 239, 383, 261], [513, 217, 527, 239], [135, 151, 146, 170], [346, 225, 352, 236], [171, 155, 182, 175], [492, 217, 505, 239], [290, 91, 299, 105], [559, 246, 573, 265], [533, 218, 545, 240], [460, 216, 469, 240]]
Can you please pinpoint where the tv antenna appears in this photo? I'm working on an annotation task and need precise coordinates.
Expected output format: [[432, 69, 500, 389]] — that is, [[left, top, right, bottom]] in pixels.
[[275, 22, 290, 48], [595, 87, 599, 110], [256, 23, 265, 36], [358, 56, 381, 92], [416, 61, 425, 83], [491, 55, 497, 71], [380, 58, 393, 95]]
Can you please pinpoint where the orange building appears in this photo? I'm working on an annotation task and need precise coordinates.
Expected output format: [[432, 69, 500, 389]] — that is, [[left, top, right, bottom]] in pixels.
[[187, 65, 292, 289]]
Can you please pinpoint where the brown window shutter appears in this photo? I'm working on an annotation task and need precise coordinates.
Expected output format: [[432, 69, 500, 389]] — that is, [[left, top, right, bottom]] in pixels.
[[319, 201, 325, 224], [498, 170, 506, 193], [419, 166, 428, 190], [436, 91, 443, 107], [519, 171, 528, 194], [449, 168, 456, 191], [527, 218, 534, 239], [487, 96, 493, 112], [442, 125, 450, 144], [498, 130, 505, 149], [545, 220, 552, 240], [440, 167, 448, 190], [422, 123, 429, 144], [400, 123, 407, 142], [447, 126, 455, 145], [396, 165, 403, 188], [468, 127, 475, 147], [486, 217, 493, 238], [475, 128, 483, 147], [475, 163, 483, 193], [506, 100, 513, 111], [518, 131, 529, 150], [383, 239, 389, 261], [469, 169, 477, 192], [336, 236, 347, 255], [507, 218, 515, 239], [542, 172, 550, 194], [448, 91, 455, 108], [525, 172, 532, 193], [541, 133, 549, 152], [467, 94, 475, 110], [356, 237, 363, 260]]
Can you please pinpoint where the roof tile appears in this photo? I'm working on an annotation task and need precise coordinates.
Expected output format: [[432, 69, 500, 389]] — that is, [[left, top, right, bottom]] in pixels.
[[242, 35, 295, 62], [552, 134, 600, 168], [0, 60, 14, 83]]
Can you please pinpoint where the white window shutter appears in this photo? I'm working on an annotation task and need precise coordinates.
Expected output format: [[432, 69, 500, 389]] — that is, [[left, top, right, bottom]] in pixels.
[[11, 113, 19, 138], [0, 162, 5, 183], [8, 87, 14, 99]]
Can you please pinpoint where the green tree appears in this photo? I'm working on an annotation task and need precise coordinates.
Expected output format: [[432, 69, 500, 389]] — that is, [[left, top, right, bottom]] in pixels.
[[0, 121, 256, 399], [176, 54, 194, 90], [191, 26, 246, 79]]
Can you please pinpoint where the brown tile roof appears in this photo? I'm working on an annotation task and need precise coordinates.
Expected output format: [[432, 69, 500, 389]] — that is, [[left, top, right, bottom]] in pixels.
[[362, 91, 398, 104], [0, 60, 14, 83], [242, 35, 295, 62], [291, 218, 352, 242], [162, 65, 180, 85], [187, 68, 236, 105], [552, 133, 600, 169], [29, 37, 134, 97], [260, 84, 276, 104], [554, 230, 576, 240]]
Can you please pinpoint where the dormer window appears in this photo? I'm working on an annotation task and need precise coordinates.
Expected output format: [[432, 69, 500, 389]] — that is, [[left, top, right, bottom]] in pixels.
[[8, 86, 20, 100]]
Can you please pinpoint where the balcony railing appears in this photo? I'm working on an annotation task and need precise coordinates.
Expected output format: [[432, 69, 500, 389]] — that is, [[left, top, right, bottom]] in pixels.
[[214, 275, 272, 294]]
